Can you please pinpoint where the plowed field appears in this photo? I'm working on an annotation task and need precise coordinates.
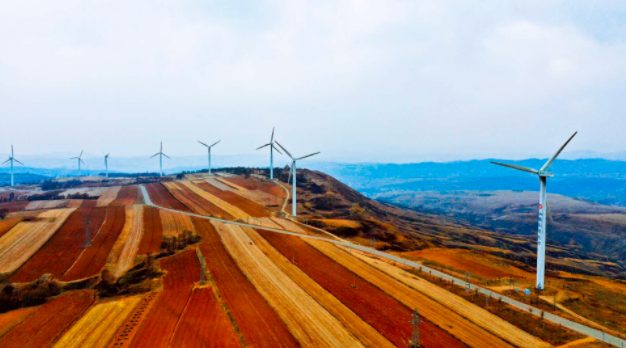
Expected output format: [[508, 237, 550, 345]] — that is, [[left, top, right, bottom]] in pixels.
[[232, 189, 283, 207], [10, 207, 107, 282], [137, 206, 162, 255], [52, 295, 142, 348], [62, 206, 126, 281], [257, 229, 465, 348], [145, 183, 189, 211], [181, 181, 250, 219], [170, 287, 242, 348], [0, 218, 22, 239], [0, 290, 95, 348], [0, 306, 39, 336], [163, 182, 233, 219], [213, 221, 364, 347], [193, 217, 298, 348], [215, 177, 248, 191], [107, 205, 144, 277], [106, 292, 159, 348], [160, 209, 195, 237], [0, 208, 75, 274], [110, 186, 139, 206], [128, 249, 201, 348], [193, 181, 267, 217], [96, 187, 121, 207]]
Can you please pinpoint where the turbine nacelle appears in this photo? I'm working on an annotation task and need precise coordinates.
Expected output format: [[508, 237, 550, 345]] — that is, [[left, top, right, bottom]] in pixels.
[[537, 171, 554, 178]]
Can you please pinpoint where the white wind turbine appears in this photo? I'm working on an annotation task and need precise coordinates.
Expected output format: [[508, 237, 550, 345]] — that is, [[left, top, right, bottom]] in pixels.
[[104, 153, 110, 178], [70, 151, 86, 177], [256, 127, 282, 180], [275, 141, 319, 217], [151, 142, 170, 177], [491, 131, 577, 290], [3, 145, 23, 187], [198, 140, 220, 175]]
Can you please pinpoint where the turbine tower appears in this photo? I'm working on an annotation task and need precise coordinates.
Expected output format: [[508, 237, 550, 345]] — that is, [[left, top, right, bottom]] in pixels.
[[104, 153, 110, 178], [70, 151, 85, 177], [256, 127, 282, 180], [275, 141, 319, 217], [198, 140, 220, 175], [3, 145, 23, 187], [491, 131, 577, 290], [150, 142, 170, 177]]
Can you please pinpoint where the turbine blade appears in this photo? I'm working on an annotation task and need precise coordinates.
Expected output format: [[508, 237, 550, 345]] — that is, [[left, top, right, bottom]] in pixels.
[[198, 141, 209, 147], [275, 141, 293, 159], [210, 140, 221, 147], [2, 159, 10, 164], [271, 127, 275, 142], [79, 150, 83, 157], [80, 159, 86, 165], [546, 200, 554, 224], [106, 153, 110, 157], [150, 153, 159, 158], [257, 143, 271, 150], [11, 145, 14, 157], [491, 161, 539, 174], [287, 163, 293, 184], [296, 152, 320, 161], [162, 153, 171, 159], [540, 131, 578, 171], [272, 144, 282, 154], [70, 157, 78, 160], [14, 159, 24, 165]]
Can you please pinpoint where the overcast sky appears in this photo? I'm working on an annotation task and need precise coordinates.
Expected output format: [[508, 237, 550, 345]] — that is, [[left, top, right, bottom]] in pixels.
[[1, 1, 625, 163]]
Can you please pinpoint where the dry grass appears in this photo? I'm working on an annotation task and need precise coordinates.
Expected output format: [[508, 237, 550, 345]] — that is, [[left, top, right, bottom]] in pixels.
[[270, 217, 308, 234], [307, 239, 517, 348], [106, 205, 144, 277], [52, 295, 142, 348], [232, 190, 283, 207], [203, 178, 235, 191], [0, 208, 75, 274], [215, 177, 248, 191], [246, 217, 283, 230], [25, 200, 69, 211], [322, 219, 362, 229], [96, 186, 122, 207], [159, 209, 195, 237], [244, 227, 395, 348], [352, 249, 551, 348], [180, 181, 249, 219], [213, 221, 365, 347]]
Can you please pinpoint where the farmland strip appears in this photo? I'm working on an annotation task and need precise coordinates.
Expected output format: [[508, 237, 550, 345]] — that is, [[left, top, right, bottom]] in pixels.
[[0, 208, 75, 275], [215, 177, 248, 191], [181, 181, 250, 219], [137, 206, 162, 255], [97, 186, 122, 207], [213, 220, 364, 347], [245, 227, 395, 348], [0, 306, 39, 336], [232, 189, 283, 207], [0, 218, 22, 239], [106, 292, 159, 348], [257, 229, 465, 348], [170, 287, 242, 348], [160, 209, 195, 238], [204, 178, 236, 191], [52, 295, 142, 348], [307, 240, 515, 348], [270, 217, 308, 234], [10, 207, 107, 282], [193, 217, 298, 348], [62, 206, 126, 281], [164, 182, 233, 219], [110, 186, 139, 206], [0, 290, 95, 348], [107, 205, 144, 277], [145, 183, 189, 211], [25, 200, 69, 211], [193, 181, 267, 217]]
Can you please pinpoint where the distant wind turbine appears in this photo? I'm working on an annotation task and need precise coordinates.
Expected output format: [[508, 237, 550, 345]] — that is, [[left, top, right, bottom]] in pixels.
[[104, 153, 110, 178], [70, 150, 85, 177], [3, 145, 23, 187], [151, 142, 170, 177], [256, 127, 282, 180], [198, 140, 220, 175], [275, 141, 319, 217], [491, 131, 577, 290]]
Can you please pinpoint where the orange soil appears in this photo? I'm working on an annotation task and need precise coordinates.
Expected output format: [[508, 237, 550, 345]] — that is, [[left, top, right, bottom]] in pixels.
[[193, 217, 298, 348], [220, 176, 259, 190], [137, 206, 162, 255], [195, 181, 268, 217], [166, 183, 234, 219], [0, 306, 39, 336], [0, 290, 96, 348], [0, 218, 22, 239], [145, 183, 190, 212], [110, 186, 139, 206], [169, 287, 242, 348], [10, 207, 107, 282], [106, 292, 160, 348], [79, 200, 98, 208], [62, 206, 126, 281]]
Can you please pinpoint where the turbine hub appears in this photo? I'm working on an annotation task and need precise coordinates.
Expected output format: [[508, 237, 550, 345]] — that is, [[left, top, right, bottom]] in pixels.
[[538, 171, 554, 178]]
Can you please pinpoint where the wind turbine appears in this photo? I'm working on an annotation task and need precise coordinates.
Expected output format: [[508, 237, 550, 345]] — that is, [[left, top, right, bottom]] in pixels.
[[151, 142, 170, 177], [275, 141, 319, 217], [104, 153, 110, 178], [3, 145, 23, 187], [256, 127, 282, 180], [70, 151, 86, 177], [198, 140, 220, 175], [491, 131, 577, 290]]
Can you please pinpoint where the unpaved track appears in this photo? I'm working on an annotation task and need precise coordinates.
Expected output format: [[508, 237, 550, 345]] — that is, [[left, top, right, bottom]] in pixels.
[[141, 185, 626, 348]]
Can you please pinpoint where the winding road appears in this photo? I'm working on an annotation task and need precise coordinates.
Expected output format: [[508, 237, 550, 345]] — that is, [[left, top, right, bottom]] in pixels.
[[140, 185, 626, 348]]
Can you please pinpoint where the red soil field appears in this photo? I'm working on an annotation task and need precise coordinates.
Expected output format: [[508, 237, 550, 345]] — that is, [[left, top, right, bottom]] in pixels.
[[0, 290, 95, 348], [195, 181, 268, 217], [61, 206, 127, 281], [79, 200, 98, 208], [0, 201, 28, 213], [170, 184, 234, 219], [221, 176, 287, 199], [193, 217, 298, 348], [137, 206, 163, 255], [128, 249, 201, 348], [145, 183, 190, 212], [0, 218, 22, 238], [257, 229, 467, 348], [170, 287, 242, 348], [10, 208, 107, 283], [110, 186, 139, 206]]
